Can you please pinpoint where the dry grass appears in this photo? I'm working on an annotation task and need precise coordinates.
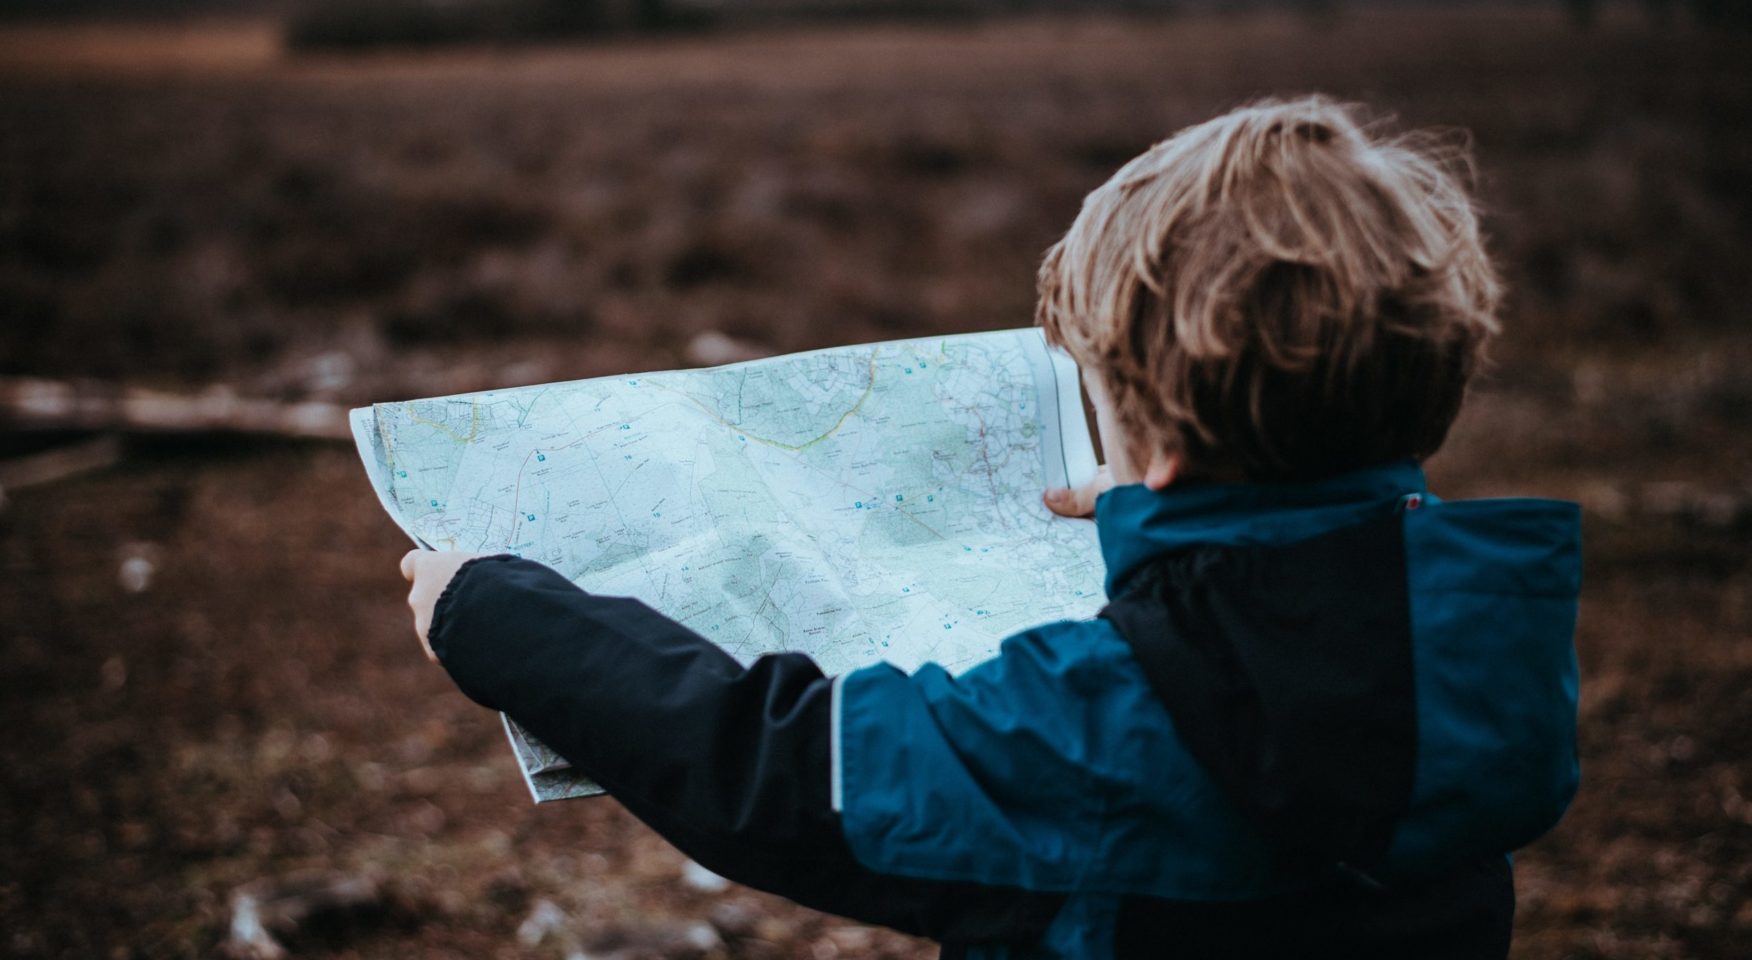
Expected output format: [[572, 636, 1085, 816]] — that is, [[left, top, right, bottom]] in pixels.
[[0, 8, 1748, 959]]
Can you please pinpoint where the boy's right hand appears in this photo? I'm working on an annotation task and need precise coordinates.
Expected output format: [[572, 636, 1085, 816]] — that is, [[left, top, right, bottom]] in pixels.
[[1043, 464, 1113, 519]]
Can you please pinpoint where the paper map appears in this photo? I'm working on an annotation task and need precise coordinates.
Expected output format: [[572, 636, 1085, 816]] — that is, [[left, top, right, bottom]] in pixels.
[[352, 328, 1105, 802]]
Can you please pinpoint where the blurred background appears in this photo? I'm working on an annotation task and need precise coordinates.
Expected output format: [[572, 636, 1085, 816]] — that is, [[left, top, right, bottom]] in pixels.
[[1, 1, 1748, 957]]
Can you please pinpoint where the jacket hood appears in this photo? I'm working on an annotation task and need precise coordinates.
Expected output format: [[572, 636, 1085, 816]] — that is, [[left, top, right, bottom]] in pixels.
[[1092, 461, 1582, 878], [1095, 460, 1432, 596]]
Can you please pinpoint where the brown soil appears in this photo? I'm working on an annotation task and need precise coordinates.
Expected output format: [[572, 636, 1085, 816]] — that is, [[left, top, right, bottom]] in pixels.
[[2, 8, 1748, 959]]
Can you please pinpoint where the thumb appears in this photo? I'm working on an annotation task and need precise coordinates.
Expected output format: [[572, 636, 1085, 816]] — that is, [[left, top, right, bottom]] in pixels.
[[1043, 466, 1111, 519], [400, 549, 422, 582]]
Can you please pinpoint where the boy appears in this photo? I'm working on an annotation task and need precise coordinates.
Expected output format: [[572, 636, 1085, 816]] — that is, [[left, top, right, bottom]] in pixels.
[[400, 97, 1580, 958]]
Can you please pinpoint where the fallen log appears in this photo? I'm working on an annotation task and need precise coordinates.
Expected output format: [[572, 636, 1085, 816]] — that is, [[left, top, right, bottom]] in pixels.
[[0, 377, 351, 441], [0, 434, 124, 496]]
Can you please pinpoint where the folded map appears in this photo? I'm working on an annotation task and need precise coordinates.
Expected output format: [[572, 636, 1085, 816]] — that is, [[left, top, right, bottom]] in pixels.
[[351, 328, 1106, 802]]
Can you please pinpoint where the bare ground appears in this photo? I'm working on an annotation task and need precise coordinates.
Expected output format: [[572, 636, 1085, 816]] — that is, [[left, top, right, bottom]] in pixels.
[[1, 8, 1749, 958]]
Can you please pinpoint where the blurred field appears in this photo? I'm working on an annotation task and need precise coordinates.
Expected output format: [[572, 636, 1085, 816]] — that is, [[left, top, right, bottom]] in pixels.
[[2, 7, 1749, 959]]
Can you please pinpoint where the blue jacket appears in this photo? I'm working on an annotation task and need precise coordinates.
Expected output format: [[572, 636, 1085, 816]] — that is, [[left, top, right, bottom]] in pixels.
[[430, 461, 1582, 958]]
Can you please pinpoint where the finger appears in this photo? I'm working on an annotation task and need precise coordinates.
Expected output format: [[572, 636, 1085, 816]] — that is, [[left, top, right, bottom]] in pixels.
[[400, 549, 421, 582], [408, 578, 433, 648], [1044, 467, 1113, 519], [1043, 483, 1095, 518]]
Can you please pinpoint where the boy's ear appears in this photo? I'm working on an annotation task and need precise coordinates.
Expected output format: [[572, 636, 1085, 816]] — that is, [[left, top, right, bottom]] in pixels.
[[1142, 451, 1182, 491]]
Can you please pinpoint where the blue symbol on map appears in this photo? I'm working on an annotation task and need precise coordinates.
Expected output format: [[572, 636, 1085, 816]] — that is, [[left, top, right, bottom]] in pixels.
[[895, 494, 903, 502], [526, 513, 536, 521], [536, 453, 546, 461]]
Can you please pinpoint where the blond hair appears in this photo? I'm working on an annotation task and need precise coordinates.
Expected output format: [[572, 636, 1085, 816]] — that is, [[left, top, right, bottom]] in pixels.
[[1037, 96, 1501, 481]]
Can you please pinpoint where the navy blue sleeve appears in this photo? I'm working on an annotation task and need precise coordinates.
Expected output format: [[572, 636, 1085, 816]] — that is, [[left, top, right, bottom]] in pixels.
[[427, 554, 1064, 945]]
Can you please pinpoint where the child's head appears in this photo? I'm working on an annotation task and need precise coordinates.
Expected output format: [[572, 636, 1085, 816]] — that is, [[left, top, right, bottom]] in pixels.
[[1038, 96, 1501, 484]]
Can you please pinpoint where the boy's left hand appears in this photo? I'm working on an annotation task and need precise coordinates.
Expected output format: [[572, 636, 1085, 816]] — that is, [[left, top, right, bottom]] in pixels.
[[401, 550, 492, 662], [1043, 464, 1114, 519]]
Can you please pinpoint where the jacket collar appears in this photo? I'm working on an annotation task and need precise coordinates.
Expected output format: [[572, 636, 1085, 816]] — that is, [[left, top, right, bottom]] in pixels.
[[1094, 460, 1429, 598]]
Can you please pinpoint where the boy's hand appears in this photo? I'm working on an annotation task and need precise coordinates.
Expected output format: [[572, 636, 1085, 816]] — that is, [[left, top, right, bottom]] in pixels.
[[401, 550, 492, 662], [1042, 465, 1114, 519]]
